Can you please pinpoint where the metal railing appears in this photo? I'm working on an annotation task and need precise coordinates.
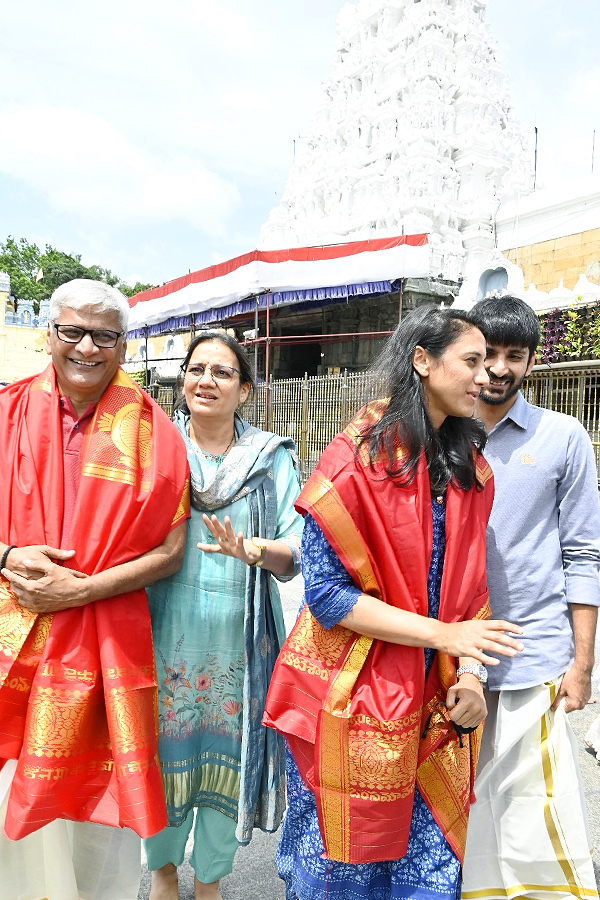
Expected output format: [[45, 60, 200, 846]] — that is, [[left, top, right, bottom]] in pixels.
[[250, 372, 383, 478], [148, 359, 600, 481], [524, 360, 600, 474]]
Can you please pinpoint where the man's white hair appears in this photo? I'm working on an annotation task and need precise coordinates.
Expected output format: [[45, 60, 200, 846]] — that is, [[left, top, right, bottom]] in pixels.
[[49, 279, 130, 332]]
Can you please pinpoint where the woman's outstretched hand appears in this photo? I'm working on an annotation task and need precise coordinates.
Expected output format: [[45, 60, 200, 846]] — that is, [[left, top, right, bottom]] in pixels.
[[436, 618, 524, 666], [198, 514, 262, 566]]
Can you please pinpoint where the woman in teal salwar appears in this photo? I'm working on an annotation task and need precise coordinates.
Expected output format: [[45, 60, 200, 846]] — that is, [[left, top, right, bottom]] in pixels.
[[144, 332, 303, 900]]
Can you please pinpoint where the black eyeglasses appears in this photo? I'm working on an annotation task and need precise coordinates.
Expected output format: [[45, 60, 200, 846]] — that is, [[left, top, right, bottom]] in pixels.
[[53, 323, 124, 349], [184, 363, 240, 382]]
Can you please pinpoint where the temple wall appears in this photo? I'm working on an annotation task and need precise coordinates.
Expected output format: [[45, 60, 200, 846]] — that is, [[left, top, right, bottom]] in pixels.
[[0, 284, 48, 383], [504, 229, 600, 295]]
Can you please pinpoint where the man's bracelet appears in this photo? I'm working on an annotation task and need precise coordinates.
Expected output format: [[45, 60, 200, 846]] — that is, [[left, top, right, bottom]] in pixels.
[[0, 545, 16, 571]]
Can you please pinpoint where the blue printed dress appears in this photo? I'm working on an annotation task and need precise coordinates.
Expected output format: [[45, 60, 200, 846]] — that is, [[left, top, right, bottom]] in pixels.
[[277, 498, 461, 900]]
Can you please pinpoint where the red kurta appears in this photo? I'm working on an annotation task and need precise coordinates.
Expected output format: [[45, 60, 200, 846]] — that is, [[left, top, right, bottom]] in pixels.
[[0, 365, 190, 840], [264, 401, 493, 864]]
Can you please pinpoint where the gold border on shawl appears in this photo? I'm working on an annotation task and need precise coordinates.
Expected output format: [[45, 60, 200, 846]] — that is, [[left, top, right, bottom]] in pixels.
[[80, 461, 140, 486], [317, 632, 381, 860], [345, 399, 414, 470], [172, 478, 190, 526], [317, 707, 351, 861], [417, 749, 470, 860], [323, 633, 373, 716], [417, 681, 482, 863], [316, 631, 374, 861], [474, 452, 494, 487], [301, 473, 384, 860], [345, 399, 390, 444], [301, 472, 379, 597], [29, 369, 53, 393], [345, 399, 389, 467]]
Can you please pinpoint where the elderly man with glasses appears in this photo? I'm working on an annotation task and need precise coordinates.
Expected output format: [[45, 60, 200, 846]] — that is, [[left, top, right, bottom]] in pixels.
[[0, 279, 190, 900]]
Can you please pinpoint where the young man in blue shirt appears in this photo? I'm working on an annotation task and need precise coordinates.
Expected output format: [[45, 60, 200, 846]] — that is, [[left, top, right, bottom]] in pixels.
[[462, 294, 600, 900]]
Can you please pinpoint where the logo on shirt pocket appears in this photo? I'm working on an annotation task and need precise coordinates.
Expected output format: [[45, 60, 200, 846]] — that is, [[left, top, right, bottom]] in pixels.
[[521, 454, 536, 466]]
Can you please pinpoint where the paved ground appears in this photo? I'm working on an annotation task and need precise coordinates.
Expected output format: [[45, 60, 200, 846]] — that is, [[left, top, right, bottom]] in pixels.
[[138, 574, 600, 898]]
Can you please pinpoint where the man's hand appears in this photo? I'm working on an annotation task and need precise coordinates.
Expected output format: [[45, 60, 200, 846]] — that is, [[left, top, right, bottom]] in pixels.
[[1, 521, 187, 614], [552, 603, 598, 712], [3, 545, 75, 579], [2, 555, 89, 613], [551, 664, 592, 713]]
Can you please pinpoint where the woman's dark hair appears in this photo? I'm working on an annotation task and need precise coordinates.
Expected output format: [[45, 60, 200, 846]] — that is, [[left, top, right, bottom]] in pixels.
[[175, 330, 256, 414], [359, 304, 487, 493]]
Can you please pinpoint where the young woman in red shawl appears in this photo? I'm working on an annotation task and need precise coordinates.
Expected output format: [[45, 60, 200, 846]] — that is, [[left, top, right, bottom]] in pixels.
[[264, 305, 524, 900]]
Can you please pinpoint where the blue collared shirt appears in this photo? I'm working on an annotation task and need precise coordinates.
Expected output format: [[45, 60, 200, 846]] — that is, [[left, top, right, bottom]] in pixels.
[[483, 392, 600, 690]]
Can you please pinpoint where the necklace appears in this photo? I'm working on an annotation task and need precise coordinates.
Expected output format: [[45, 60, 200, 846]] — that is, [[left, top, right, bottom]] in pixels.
[[189, 426, 235, 462]]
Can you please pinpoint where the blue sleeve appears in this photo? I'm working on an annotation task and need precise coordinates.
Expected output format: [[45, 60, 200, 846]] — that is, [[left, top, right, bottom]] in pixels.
[[558, 421, 600, 608], [271, 445, 304, 582], [301, 514, 361, 629]]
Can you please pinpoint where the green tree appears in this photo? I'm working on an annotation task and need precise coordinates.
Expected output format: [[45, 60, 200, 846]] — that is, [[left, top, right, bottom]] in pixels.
[[119, 281, 155, 298], [0, 236, 156, 308], [0, 237, 46, 305], [41, 247, 94, 295]]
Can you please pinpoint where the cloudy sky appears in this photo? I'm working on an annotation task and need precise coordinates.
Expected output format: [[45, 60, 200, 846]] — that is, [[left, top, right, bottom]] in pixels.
[[1, 0, 599, 288]]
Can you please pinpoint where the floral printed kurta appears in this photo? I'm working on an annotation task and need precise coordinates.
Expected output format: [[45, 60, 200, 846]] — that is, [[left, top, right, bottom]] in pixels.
[[147, 445, 302, 826]]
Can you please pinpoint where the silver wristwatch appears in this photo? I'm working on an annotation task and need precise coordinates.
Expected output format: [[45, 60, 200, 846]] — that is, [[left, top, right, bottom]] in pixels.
[[456, 663, 488, 684]]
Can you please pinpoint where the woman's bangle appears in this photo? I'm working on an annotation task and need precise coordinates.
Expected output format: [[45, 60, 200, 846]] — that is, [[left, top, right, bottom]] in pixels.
[[249, 537, 267, 568], [0, 544, 16, 571]]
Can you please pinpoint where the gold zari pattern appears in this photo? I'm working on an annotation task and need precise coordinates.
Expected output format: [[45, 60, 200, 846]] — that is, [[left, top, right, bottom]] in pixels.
[[81, 371, 154, 489], [108, 686, 153, 754], [0, 583, 37, 671], [349, 722, 420, 795], [285, 606, 354, 675], [25, 686, 100, 758]]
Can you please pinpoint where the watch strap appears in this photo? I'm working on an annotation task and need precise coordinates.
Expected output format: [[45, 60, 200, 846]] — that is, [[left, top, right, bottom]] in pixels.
[[456, 663, 488, 684]]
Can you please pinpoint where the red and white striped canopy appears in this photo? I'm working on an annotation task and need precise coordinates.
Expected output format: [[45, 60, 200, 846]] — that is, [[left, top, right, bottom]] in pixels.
[[128, 234, 430, 329]]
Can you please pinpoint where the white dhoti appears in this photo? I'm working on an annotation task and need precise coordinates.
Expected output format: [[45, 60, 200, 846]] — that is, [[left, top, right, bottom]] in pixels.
[[461, 679, 598, 900], [0, 760, 141, 900]]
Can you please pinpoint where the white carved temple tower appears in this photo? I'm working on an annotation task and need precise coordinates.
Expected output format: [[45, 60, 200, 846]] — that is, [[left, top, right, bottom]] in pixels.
[[260, 0, 532, 304]]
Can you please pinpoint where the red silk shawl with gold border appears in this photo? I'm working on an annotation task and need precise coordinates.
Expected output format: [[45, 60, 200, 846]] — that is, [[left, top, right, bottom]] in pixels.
[[0, 364, 190, 840], [263, 401, 493, 865]]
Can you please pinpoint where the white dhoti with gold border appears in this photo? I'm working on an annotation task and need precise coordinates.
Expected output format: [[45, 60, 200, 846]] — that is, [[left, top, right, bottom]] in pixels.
[[461, 679, 598, 900], [0, 760, 141, 900]]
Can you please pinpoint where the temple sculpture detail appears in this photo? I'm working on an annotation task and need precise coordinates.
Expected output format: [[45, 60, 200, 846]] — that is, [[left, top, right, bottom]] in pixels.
[[260, 0, 532, 303]]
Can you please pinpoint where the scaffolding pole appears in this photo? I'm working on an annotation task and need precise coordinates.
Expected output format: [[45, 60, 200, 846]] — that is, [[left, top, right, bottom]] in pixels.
[[264, 290, 271, 431]]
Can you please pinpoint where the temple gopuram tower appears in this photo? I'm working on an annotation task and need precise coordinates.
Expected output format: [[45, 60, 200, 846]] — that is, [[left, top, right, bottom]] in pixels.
[[260, 0, 531, 304]]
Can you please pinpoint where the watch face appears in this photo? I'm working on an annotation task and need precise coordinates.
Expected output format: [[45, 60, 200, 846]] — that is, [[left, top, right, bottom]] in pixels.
[[458, 664, 488, 684], [477, 665, 488, 683]]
